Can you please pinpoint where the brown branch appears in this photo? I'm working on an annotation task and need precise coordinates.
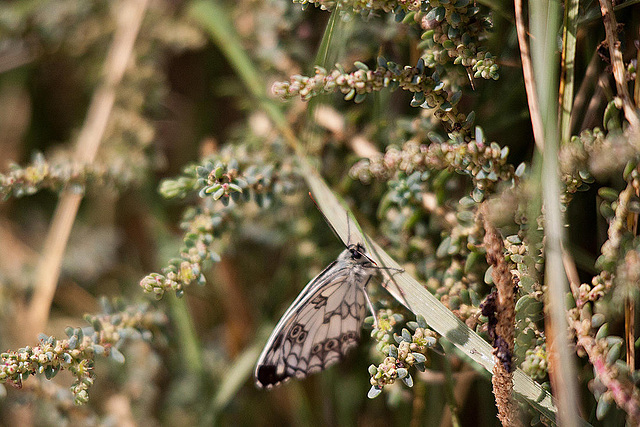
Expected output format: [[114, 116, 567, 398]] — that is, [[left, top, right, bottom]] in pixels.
[[25, 0, 149, 341], [626, 180, 639, 369], [598, 0, 640, 129], [562, 248, 582, 308], [514, 0, 544, 152], [481, 209, 521, 427]]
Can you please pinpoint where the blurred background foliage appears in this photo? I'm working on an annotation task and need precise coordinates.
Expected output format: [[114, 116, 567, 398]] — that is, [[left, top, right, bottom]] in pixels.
[[1, 0, 640, 425]]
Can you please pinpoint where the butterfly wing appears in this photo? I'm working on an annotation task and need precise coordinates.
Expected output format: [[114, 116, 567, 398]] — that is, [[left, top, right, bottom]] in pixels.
[[255, 261, 369, 388]]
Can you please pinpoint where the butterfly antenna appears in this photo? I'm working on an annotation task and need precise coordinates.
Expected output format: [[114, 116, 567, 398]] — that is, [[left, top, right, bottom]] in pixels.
[[308, 192, 348, 248]]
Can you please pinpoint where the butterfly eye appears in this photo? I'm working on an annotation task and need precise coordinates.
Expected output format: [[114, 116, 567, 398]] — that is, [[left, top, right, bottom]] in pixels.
[[351, 249, 362, 259]]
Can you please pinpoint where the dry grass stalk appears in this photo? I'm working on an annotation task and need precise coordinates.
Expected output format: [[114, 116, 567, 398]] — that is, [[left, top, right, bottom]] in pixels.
[[25, 0, 149, 341], [513, 0, 544, 152], [598, 0, 640, 129], [481, 209, 521, 426]]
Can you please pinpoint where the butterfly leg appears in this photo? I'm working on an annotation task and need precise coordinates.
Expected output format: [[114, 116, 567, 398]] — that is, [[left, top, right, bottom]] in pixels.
[[362, 276, 378, 329]]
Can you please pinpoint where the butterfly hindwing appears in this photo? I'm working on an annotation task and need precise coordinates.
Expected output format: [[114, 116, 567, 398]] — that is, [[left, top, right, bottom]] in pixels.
[[282, 271, 366, 379], [255, 259, 371, 388]]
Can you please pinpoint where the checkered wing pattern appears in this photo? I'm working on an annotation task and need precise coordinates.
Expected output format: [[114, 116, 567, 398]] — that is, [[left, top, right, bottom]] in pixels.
[[255, 247, 375, 389]]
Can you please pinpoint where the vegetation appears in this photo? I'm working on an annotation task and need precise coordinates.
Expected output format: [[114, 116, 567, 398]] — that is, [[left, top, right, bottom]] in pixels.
[[1, 0, 640, 425]]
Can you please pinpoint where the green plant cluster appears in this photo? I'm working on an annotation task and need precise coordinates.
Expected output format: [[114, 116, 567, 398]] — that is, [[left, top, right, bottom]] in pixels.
[[367, 313, 436, 398], [419, 0, 496, 77], [4, 0, 640, 423], [141, 151, 301, 298], [557, 172, 640, 418], [0, 300, 166, 405], [350, 127, 521, 202], [292, 0, 406, 13], [291, 0, 498, 88], [0, 153, 133, 200], [274, 59, 475, 132], [274, 0, 496, 137]]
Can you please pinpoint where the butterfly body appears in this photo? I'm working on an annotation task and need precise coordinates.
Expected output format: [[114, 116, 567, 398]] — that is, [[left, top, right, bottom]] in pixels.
[[255, 243, 378, 388]]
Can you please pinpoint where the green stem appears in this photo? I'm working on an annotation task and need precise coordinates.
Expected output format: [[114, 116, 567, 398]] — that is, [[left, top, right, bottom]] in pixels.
[[169, 295, 204, 375], [442, 356, 461, 427], [201, 329, 268, 426], [187, 0, 297, 149], [530, 0, 582, 424], [559, 0, 580, 144]]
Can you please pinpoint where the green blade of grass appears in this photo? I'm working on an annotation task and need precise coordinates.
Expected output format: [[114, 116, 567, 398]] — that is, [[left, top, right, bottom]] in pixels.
[[313, 3, 345, 70], [202, 327, 268, 426], [530, 0, 582, 423], [304, 3, 349, 152], [187, 0, 297, 149], [559, 0, 580, 144]]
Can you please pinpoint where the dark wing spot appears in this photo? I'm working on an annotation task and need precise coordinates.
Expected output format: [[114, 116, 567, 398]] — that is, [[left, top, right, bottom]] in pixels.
[[310, 295, 328, 308], [312, 343, 323, 354], [324, 338, 339, 351], [256, 365, 288, 388], [296, 331, 307, 344], [323, 312, 333, 324], [272, 334, 283, 350], [289, 324, 302, 338]]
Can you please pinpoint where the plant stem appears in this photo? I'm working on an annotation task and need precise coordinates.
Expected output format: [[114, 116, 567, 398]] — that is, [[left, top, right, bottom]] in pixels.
[[514, 0, 544, 151], [26, 0, 149, 341], [530, 0, 582, 423], [559, 0, 580, 144], [169, 295, 204, 375], [598, 0, 640, 129]]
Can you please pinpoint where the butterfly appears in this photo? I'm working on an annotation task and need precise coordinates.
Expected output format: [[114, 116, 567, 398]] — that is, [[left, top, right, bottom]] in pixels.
[[254, 242, 379, 388]]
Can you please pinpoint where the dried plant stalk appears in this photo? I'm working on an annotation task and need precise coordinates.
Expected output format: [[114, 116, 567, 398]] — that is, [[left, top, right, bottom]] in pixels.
[[481, 209, 520, 426], [598, 0, 640, 129], [25, 0, 149, 340], [513, 0, 544, 152]]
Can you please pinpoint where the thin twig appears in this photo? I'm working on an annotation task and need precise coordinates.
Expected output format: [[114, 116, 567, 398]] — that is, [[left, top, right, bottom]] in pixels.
[[25, 0, 149, 340], [598, 0, 640, 129], [562, 248, 582, 307], [571, 51, 600, 132], [581, 74, 614, 130], [625, 298, 635, 368], [564, 182, 640, 422], [635, 39, 640, 106], [574, 322, 640, 423], [513, 0, 544, 152]]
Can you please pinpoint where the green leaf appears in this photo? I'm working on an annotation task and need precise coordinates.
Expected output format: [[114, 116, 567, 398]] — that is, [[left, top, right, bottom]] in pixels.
[[402, 374, 414, 387], [110, 347, 125, 364], [367, 386, 382, 399]]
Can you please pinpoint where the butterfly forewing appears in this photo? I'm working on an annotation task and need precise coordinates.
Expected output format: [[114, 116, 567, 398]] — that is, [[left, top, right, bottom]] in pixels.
[[255, 244, 376, 388]]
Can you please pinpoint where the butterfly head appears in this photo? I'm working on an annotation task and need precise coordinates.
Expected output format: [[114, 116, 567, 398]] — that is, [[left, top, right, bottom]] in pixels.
[[343, 243, 377, 268]]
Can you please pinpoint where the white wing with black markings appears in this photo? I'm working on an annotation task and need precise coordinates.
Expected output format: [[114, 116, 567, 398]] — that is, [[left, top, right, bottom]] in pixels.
[[255, 243, 378, 388]]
